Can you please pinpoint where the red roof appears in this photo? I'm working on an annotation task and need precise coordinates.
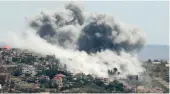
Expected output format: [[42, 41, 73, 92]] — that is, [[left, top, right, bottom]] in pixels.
[[53, 74, 65, 80], [55, 73, 65, 77], [53, 76, 62, 80]]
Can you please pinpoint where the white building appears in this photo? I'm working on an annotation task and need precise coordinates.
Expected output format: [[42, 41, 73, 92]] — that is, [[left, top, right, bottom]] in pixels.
[[7, 56, 13, 62], [165, 64, 169, 67], [4, 56, 8, 62], [22, 65, 36, 77], [152, 62, 161, 64]]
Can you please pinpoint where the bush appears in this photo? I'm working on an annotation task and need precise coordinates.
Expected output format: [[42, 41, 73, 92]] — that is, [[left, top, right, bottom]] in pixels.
[[13, 68, 22, 76], [105, 80, 125, 92]]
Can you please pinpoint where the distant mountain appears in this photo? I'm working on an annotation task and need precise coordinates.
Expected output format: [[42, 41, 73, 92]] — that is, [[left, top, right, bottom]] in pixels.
[[0, 42, 168, 61], [138, 44, 169, 61]]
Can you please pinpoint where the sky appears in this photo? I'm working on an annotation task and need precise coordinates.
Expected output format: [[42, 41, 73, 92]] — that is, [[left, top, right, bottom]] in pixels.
[[0, 1, 169, 45]]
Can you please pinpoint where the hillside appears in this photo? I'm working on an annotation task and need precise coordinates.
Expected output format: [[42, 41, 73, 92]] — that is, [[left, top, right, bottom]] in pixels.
[[0, 43, 169, 61]]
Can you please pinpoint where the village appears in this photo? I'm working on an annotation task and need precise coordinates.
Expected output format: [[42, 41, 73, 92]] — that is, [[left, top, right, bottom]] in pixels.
[[0, 45, 169, 93]]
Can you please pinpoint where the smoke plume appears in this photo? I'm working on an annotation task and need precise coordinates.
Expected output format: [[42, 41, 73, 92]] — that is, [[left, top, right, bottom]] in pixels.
[[1, 2, 146, 78]]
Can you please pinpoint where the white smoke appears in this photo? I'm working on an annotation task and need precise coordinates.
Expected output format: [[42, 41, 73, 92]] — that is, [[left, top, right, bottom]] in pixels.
[[1, 2, 146, 78]]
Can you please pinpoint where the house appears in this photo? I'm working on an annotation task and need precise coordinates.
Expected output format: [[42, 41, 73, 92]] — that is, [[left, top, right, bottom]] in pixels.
[[33, 84, 40, 89], [136, 86, 144, 93], [4, 56, 8, 62], [124, 84, 133, 91], [103, 78, 109, 82], [53, 73, 65, 90], [148, 87, 163, 93], [152, 62, 161, 64], [1, 64, 17, 73], [24, 52, 32, 56], [165, 64, 169, 67], [136, 85, 163, 93], [128, 75, 138, 80], [22, 65, 36, 77], [7, 56, 13, 62]]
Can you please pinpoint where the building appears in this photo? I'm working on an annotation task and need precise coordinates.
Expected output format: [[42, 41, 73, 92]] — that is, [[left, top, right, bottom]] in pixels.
[[22, 65, 36, 77], [53, 74, 65, 90], [0, 66, 10, 86], [152, 62, 161, 64], [165, 64, 169, 67], [33, 84, 40, 89], [1, 64, 17, 74], [128, 75, 138, 80], [136, 86, 144, 93], [7, 56, 13, 62], [136, 86, 163, 93], [124, 84, 133, 92], [103, 78, 109, 82], [24, 52, 32, 56]]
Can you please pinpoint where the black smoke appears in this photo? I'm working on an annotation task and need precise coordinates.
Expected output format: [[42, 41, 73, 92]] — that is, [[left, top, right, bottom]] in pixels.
[[29, 3, 146, 54]]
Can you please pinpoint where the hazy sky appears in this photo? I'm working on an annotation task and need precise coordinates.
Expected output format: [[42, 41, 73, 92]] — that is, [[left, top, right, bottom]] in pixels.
[[0, 1, 169, 45]]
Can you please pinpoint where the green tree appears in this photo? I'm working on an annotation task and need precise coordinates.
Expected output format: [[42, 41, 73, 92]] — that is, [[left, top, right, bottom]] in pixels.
[[105, 80, 125, 92], [113, 68, 118, 75], [13, 66, 22, 76], [48, 80, 58, 88], [94, 78, 104, 86]]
